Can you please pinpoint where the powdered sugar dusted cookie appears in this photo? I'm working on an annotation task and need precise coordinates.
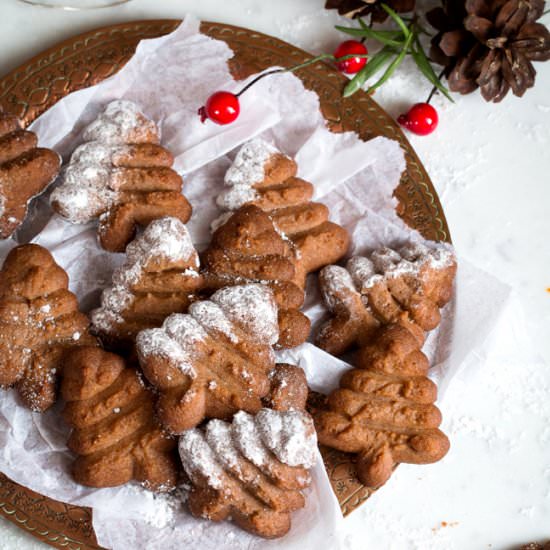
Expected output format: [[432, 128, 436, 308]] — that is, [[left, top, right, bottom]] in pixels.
[[136, 284, 279, 433], [0, 111, 60, 238], [62, 346, 178, 491], [50, 100, 191, 252], [317, 241, 457, 355], [179, 407, 317, 538], [214, 138, 350, 281], [0, 244, 96, 411], [202, 205, 311, 349], [91, 217, 203, 350]]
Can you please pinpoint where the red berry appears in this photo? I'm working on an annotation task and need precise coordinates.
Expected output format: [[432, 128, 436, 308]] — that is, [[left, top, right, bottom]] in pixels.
[[199, 91, 240, 125], [398, 103, 439, 136], [334, 40, 368, 74]]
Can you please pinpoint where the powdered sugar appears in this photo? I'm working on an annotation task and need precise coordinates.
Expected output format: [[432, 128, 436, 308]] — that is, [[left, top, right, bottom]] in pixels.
[[205, 420, 241, 471], [346, 242, 456, 292], [50, 100, 158, 223], [320, 243, 455, 318], [126, 217, 198, 272], [136, 315, 203, 378], [210, 284, 279, 345], [188, 301, 237, 343], [138, 488, 180, 529], [216, 139, 279, 211], [82, 100, 158, 144], [164, 314, 208, 345], [179, 408, 316, 494], [232, 411, 272, 468], [345, 256, 383, 293], [51, 163, 117, 223], [71, 141, 129, 166], [179, 430, 225, 490], [256, 408, 317, 469], [91, 217, 198, 334], [216, 185, 259, 212], [135, 283, 278, 376], [100, 286, 134, 314], [319, 265, 358, 311], [224, 139, 278, 188]]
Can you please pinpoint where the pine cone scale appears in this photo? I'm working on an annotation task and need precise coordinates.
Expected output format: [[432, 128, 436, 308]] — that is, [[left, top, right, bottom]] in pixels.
[[477, 49, 504, 98], [464, 15, 494, 40], [516, 23, 550, 60], [497, 0, 530, 36], [439, 29, 472, 57]]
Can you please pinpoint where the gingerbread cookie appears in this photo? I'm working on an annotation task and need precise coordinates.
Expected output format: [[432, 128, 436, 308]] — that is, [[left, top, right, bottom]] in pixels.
[[62, 347, 178, 491], [313, 324, 449, 489], [0, 111, 60, 238], [91, 217, 203, 350], [317, 242, 457, 356], [0, 244, 96, 411], [136, 283, 279, 433], [202, 205, 310, 348], [50, 100, 192, 252], [215, 139, 350, 283], [179, 407, 317, 538]]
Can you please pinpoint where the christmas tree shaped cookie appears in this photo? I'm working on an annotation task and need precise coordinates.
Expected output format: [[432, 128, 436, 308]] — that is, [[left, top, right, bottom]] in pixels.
[[215, 138, 350, 284], [91, 216, 203, 350], [136, 284, 279, 434], [317, 242, 457, 355], [313, 324, 449, 489], [0, 244, 96, 411], [179, 407, 317, 538], [0, 111, 60, 238], [202, 205, 310, 348], [50, 100, 192, 252], [62, 346, 178, 491]]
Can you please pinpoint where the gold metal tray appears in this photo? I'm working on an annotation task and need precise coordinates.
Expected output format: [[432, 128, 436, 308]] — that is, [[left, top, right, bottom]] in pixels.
[[0, 19, 451, 549]]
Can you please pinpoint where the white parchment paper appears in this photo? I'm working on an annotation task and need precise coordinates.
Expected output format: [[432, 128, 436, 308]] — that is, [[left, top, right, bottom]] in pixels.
[[0, 15, 511, 550]]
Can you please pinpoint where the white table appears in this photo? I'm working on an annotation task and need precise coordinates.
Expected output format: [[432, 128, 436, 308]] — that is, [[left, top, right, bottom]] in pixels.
[[1, 1, 549, 548]]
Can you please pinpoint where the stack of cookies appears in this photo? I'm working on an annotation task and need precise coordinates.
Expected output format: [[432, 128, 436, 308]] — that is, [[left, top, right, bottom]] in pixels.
[[0, 103, 457, 540]]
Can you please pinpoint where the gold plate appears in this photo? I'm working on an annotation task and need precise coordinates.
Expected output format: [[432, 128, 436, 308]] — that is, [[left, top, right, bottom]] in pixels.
[[0, 19, 451, 549]]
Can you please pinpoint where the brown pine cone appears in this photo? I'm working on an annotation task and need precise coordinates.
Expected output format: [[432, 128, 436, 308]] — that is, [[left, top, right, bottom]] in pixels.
[[429, 0, 550, 102], [325, 0, 415, 23]]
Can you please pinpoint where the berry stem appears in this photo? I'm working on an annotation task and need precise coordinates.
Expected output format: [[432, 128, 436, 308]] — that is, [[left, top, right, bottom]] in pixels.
[[235, 53, 367, 98], [426, 68, 447, 104]]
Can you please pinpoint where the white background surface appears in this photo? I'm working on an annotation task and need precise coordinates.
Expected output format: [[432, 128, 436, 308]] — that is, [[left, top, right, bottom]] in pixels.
[[0, 1, 549, 549]]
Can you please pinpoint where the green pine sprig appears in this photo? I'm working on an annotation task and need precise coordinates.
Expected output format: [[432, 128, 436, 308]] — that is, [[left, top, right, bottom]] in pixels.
[[336, 3, 454, 101]]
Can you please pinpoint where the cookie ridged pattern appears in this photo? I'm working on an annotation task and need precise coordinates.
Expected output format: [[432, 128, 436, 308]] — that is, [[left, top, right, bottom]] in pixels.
[[317, 241, 457, 355], [313, 324, 450, 489], [61, 346, 178, 491], [0, 111, 60, 239], [136, 283, 280, 434], [90, 216, 203, 349], [179, 407, 317, 538], [50, 100, 192, 252], [214, 138, 350, 284], [202, 204, 311, 349], [0, 244, 96, 411]]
